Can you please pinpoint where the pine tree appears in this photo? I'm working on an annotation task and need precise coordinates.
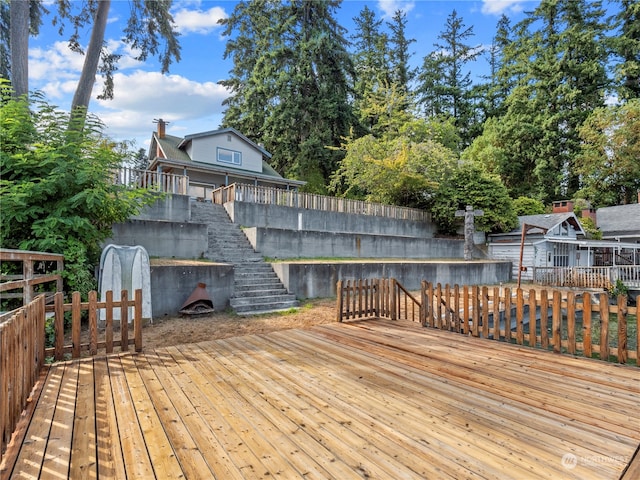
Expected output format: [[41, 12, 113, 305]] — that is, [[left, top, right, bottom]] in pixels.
[[417, 9, 480, 149], [610, 0, 640, 100], [350, 5, 389, 133], [470, 0, 608, 202], [387, 9, 415, 95], [220, 0, 354, 191]]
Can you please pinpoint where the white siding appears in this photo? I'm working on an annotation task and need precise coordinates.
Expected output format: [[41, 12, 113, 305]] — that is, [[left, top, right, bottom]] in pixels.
[[489, 243, 536, 280], [189, 133, 263, 173]]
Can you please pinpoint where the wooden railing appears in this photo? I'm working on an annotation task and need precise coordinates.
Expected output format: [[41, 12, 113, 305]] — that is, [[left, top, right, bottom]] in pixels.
[[45, 289, 143, 361], [0, 249, 63, 306], [0, 289, 143, 463], [336, 278, 421, 323], [533, 265, 640, 289], [114, 167, 189, 195], [0, 296, 46, 464], [213, 183, 431, 222], [337, 278, 638, 366]]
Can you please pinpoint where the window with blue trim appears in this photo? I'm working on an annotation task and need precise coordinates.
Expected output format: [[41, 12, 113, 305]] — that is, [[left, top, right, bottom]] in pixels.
[[217, 147, 242, 165]]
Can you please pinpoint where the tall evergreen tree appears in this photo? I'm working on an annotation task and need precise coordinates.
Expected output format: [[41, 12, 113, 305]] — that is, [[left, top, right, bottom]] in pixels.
[[387, 9, 415, 95], [417, 9, 480, 149], [468, 0, 608, 202], [220, 0, 354, 191], [350, 5, 389, 133], [610, 0, 640, 100]]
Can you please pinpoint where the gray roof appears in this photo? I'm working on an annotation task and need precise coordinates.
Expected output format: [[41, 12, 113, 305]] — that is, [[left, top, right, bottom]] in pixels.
[[155, 134, 191, 162], [516, 213, 583, 234], [181, 127, 272, 159], [596, 203, 640, 236]]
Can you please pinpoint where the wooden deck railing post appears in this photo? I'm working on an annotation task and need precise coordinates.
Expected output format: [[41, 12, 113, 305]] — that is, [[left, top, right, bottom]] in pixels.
[[89, 290, 98, 355], [121, 289, 129, 352], [567, 291, 576, 355], [135, 289, 143, 352], [528, 289, 537, 347], [599, 293, 610, 361], [54, 291, 65, 361], [552, 290, 562, 353], [617, 295, 627, 364], [390, 279, 397, 321], [336, 280, 344, 322], [72, 291, 81, 358], [582, 292, 592, 357], [539, 290, 549, 349]]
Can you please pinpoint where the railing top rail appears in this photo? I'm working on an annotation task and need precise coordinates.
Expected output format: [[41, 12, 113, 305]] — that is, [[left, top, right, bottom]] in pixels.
[[0, 248, 64, 262], [214, 183, 430, 222]]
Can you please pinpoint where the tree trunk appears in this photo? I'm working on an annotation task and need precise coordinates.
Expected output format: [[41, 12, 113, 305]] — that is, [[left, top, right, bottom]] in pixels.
[[70, 0, 111, 115], [10, 0, 30, 98]]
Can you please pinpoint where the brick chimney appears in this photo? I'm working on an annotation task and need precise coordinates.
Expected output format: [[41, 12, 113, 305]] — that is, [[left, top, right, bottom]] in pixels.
[[581, 207, 597, 225], [552, 200, 574, 213], [154, 118, 167, 139]]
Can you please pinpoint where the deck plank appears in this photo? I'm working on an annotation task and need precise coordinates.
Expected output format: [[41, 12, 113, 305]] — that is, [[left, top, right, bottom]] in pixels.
[[3, 319, 639, 479]]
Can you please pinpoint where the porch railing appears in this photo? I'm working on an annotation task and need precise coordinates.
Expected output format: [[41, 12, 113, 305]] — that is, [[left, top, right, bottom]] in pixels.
[[213, 183, 431, 222], [114, 167, 189, 195], [533, 266, 640, 289], [0, 249, 64, 306]]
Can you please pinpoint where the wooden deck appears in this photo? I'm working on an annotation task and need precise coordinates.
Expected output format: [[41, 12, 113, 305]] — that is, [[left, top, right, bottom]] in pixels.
[[2, 319, 639, 479]]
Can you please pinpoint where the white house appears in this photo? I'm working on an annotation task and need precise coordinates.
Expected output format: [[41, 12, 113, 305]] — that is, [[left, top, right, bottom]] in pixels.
[[147, 119, 305, 200], [488, 200, 640, 285], [488, 212, 587, 281]]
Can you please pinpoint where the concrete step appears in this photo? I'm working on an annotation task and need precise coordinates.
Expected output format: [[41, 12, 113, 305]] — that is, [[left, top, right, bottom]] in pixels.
[[230, 297, 300, 315], [232, 287, 289, 297], [234, 278, 283, 289]]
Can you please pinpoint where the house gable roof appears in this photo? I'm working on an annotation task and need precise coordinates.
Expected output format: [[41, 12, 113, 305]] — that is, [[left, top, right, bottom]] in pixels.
[[178, 127, 272, 159], [489, 212, 585, 240], [148, 129, 304, 185], [596, 203, 640, 236]]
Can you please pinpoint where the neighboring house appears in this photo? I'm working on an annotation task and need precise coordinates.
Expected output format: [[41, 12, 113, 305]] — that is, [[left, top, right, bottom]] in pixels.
[[596, 202, 640, 244], [148, 119, 305, 199], [488, 200, 640, 282], [488, 211, 587, 281]]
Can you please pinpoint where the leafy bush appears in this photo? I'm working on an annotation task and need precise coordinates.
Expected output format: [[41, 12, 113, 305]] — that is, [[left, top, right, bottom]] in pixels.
[[0, 81, 154, 295]]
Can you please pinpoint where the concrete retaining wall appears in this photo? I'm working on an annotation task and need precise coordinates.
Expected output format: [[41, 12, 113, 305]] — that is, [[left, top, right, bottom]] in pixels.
[[150, 264, 233, 318], [272, 261, 512, 299], [133, 194, 191, 222], [107, 220, 208, 259], [244, 227, 464, 259], [226, 201, 436, 237]]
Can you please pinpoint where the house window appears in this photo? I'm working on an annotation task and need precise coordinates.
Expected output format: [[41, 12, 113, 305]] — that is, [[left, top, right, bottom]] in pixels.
[[217, 147, 242, 166], [553, 243, 570, 267]]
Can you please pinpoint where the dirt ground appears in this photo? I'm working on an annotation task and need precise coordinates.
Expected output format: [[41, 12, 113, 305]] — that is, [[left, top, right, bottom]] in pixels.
[[142, 297, 338, 349]]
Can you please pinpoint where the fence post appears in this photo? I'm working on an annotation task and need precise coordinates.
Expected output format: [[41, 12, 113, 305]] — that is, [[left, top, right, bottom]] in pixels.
[[390, 278, 397, 321], [72, 291, 81, 358], [336, 280, 343, 322], [54, 292, 65, 361], [135, 289, 143, 353], [552, 290, 562, 353], [420, 281, 427, 326], [599, 293, 610, 361], [89, 290, 98, 355], [617, 295, 627, 364], [121, 290, 129, 352]]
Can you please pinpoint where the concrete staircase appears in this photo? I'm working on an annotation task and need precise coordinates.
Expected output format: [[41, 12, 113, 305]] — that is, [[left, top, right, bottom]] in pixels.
[[190, 201, 299, 315]]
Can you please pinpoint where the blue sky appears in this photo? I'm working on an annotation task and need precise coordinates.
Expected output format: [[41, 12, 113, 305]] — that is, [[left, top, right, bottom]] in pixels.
[[28, 0, 541, 151]]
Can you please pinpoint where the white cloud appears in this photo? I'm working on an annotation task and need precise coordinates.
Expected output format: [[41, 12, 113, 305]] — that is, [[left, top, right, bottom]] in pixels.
[[377, 0, 415, 19], [93, 70, 230, 144], [173, 6, 227, 35], [481, 0, 534, 16]]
